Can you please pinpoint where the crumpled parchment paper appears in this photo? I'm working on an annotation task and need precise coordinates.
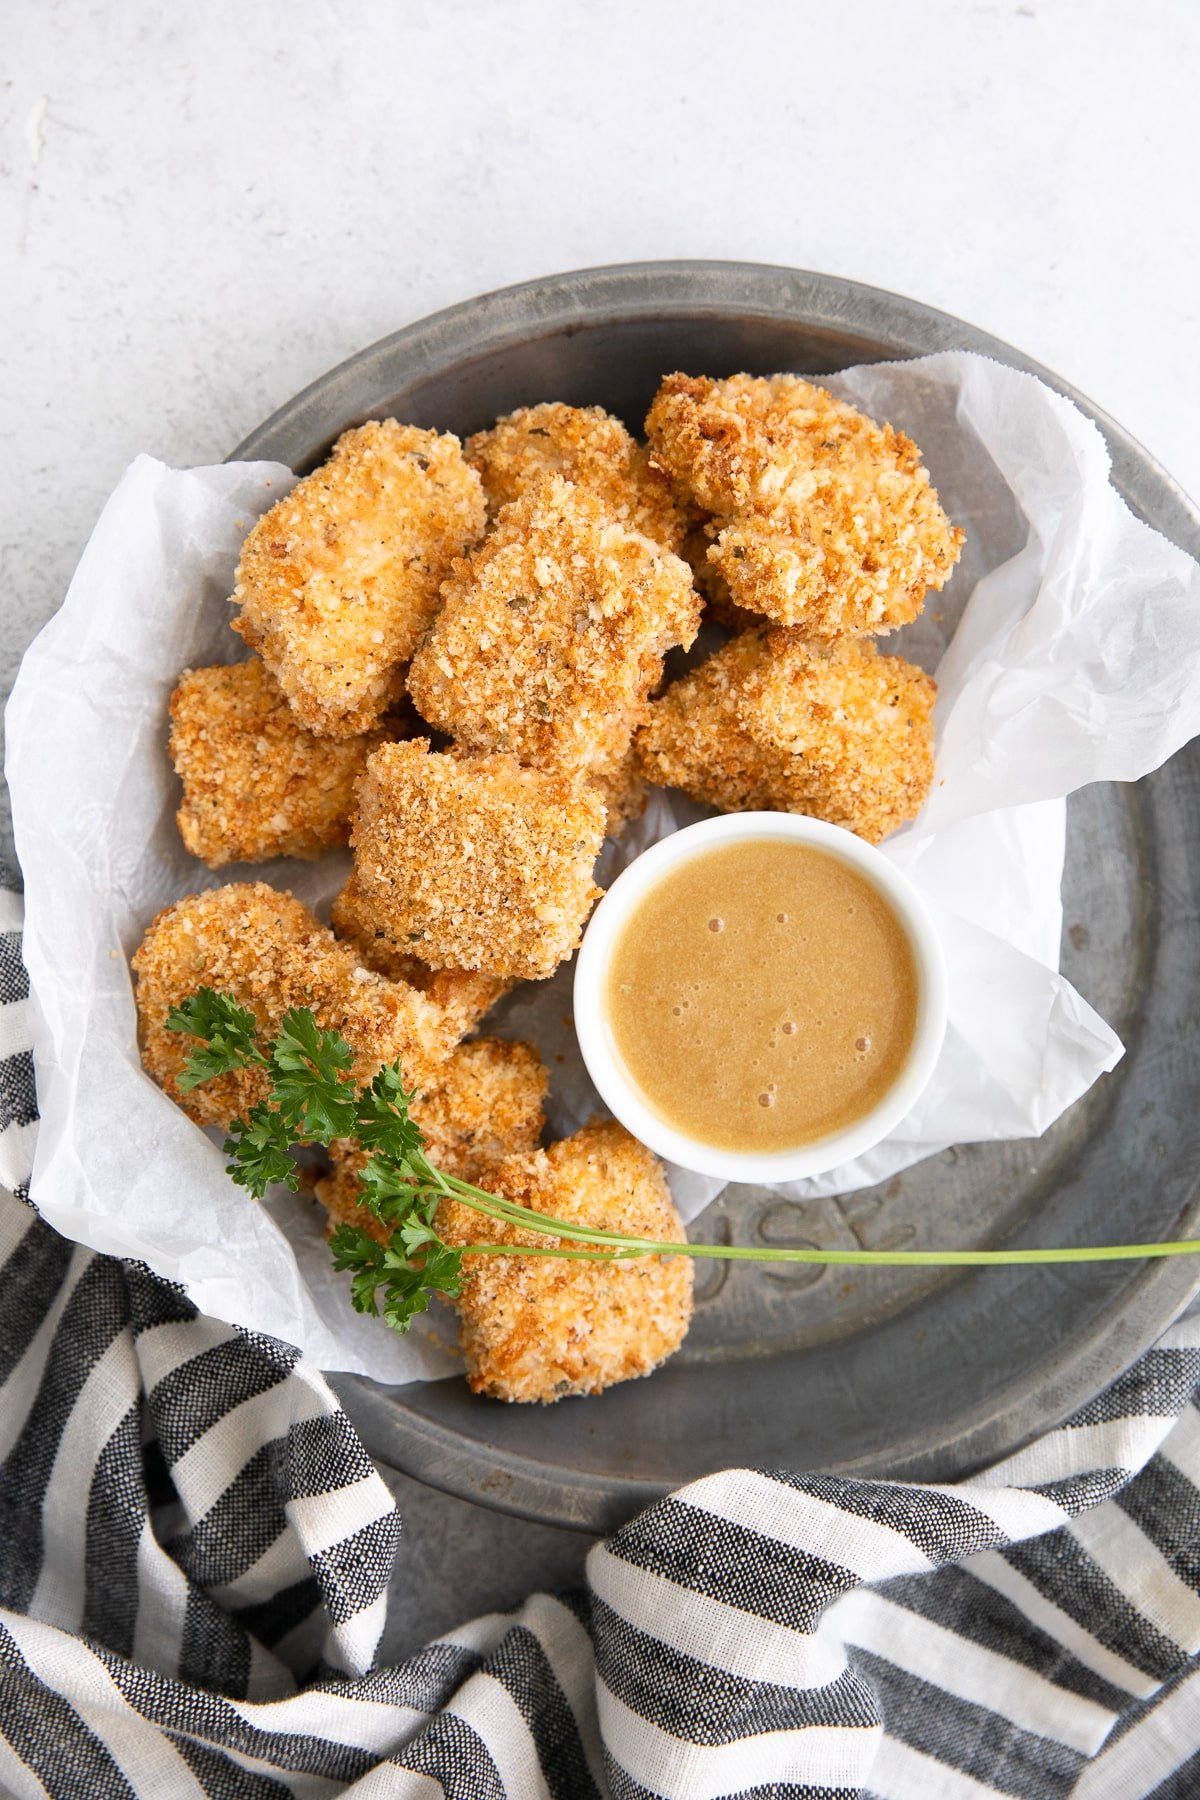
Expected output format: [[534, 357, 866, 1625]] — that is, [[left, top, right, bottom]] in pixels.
[[8, 351, 1200, 1377]]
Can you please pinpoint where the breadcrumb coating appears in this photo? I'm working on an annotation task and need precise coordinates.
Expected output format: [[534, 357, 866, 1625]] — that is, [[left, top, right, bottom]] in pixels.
[[635, 627, 937, 844], [438, 1120, 693, 1403], [646, 373, 963, 636], [169, 659, 395, 868], [407, 475, 700, 781], [349, 739, 606, 981], [231, 421, 485, 738], [466, 402, 687, 552], [132, 882, 465, 1129], [316, 1036, 549, 1243], [331, 871, 512, 1033]]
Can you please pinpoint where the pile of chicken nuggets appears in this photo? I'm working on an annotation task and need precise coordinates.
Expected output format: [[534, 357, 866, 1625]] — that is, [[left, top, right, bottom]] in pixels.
[[133, 374, 961, 1403]]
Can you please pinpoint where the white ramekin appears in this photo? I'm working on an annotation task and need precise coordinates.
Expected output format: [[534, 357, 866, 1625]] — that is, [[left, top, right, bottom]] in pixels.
[[573, 812, 948, 1182]]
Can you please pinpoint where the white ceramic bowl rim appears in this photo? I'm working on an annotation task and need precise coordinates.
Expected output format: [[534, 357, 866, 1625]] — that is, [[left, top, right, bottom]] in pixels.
[[573, 813, 949, 1183]]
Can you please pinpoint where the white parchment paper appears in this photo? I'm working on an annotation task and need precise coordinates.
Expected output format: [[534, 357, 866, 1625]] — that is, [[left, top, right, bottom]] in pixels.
[[8, 352, 1200, 1375]]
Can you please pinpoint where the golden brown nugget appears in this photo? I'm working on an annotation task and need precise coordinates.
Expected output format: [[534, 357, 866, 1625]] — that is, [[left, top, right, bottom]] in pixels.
[[316, 1036, 549, 1244], [466, 402, 687, 551], [438, 1121, 694, 1403], [132, 882, 466, 1130], [169, 659, 397, 868], [331, 871, 512, 1032], [646, 373, 963, 636], [635, 628, 937, 844], [407, 475, 700, 779], [231, 421, 485, 738], [349, 740, 606, 981]]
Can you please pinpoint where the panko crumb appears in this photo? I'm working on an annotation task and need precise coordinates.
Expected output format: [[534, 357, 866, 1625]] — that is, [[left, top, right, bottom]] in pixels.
[[349, 739, 606, 981], [331, 871, 512, 1033], [169, 658, 397, 868], [646, 373, 963, 636], [466, 402, 687, 552], [232, 421, 485, 738], [315, 1036, 549, 1242], [438, 1120, 694, 1403], [407, 474, 700, 779], [132, 881, 468, 1129], [635, 627, 937, 844]]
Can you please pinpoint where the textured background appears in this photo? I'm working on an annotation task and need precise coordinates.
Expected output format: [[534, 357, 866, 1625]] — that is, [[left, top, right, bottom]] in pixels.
[[3, 0, 1198, 1650]]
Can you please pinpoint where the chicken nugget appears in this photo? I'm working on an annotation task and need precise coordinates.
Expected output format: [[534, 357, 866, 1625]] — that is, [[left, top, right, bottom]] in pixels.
[[406, 474, 700, 779], [232, 421, 485, 738], [316, 1036, 548, 1243], [331, 871, 512, 1032], [438, 1120, 693, 1403], [169, 658, 396, 868], [132, 881, 466, 1129], [349, 740, 605, 981], [646, 373, 963, 636], [635, 627, 936, 844], [466, 402, 687, 552]]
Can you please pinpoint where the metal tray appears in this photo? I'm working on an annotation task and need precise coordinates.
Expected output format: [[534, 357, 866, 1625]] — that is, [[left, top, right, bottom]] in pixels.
[[234, 262, 1200, 1533]]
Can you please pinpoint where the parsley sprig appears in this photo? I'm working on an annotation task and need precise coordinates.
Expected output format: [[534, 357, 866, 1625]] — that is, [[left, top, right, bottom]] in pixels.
[[167, 988, 1200, 1337]]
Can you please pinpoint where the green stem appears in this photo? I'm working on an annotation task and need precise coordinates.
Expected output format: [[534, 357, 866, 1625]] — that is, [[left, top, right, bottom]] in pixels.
[[456, 1237, 1200, 1267], [457, 1243, 646, 1261], [437, 1178, 1200, 1269], [438, 1172, 679, 1249]]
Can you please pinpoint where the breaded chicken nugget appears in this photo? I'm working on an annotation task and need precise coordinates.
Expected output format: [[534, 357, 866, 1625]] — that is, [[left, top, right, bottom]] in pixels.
[[635, 627, 936, 844], [407, 474, 700, 780], [349, 740, 605, 981], [466, 402, 687, 552], [132, 882, 465, 1129], [315, 1036, 548, 1243], [437, 1120, 693, 1403], [331, 871, 512, 1033], [646, 373, 963, 636], [232, 421, 485, 738], [169, 659, 396, 868]]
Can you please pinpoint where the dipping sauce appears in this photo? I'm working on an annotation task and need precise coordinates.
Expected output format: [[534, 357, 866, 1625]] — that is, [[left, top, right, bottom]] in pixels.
[[602, 839, 919, 1154]]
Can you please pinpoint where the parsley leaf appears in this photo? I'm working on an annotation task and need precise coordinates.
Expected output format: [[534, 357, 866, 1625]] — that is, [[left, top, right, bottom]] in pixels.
[[414, 1239, 464, 1299], [354, 1061, 427, 1166], [268, 1006, 358, 1141], [357, 1153, 435, 1227], [223, 1104, 298, 1199], [329, 1222, 463, 1333], [166, 988, 265, 1090]]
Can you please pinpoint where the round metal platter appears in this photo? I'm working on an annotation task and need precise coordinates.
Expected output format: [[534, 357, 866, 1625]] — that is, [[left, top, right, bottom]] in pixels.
[[234, 262, 1200, 1533]]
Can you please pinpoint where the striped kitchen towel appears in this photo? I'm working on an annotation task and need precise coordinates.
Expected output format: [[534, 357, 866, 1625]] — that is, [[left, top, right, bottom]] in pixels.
[[3, 899, 1200, 1797]]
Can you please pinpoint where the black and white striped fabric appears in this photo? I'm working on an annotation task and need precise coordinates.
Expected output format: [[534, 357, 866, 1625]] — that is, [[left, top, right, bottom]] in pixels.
[[3, 898, 1200, 1797]]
